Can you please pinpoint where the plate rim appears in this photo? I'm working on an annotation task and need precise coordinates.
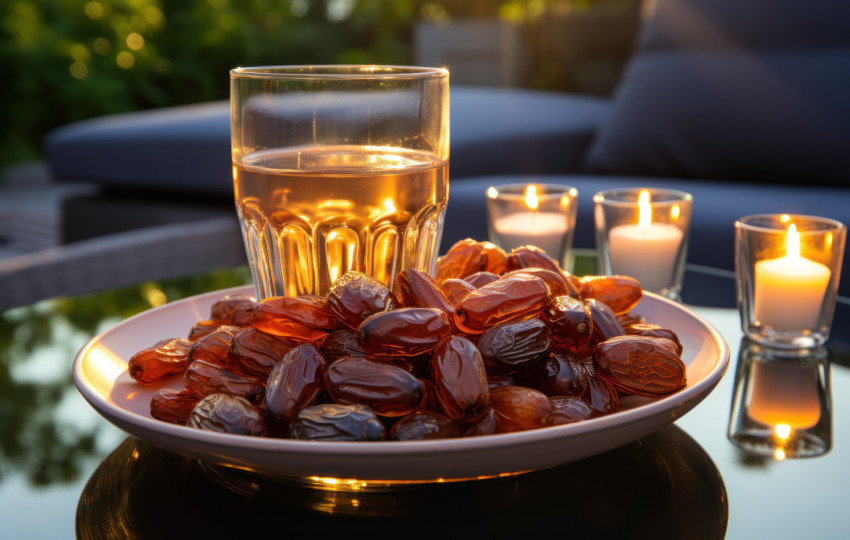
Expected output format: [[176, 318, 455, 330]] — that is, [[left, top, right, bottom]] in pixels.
[[73, 285, 730, 474]]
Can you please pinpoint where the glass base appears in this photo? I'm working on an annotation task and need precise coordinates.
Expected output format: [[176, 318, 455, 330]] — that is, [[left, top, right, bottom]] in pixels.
[[744, 327, 827, 350], [730, 428, 830, 459]]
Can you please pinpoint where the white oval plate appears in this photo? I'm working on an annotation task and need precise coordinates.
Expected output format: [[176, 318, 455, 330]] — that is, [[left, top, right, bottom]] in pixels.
[[74, 285, 729, 481]]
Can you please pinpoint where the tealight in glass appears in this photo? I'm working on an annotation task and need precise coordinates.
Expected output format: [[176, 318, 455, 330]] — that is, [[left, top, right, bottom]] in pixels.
[[728, 339, 831, 459], [735, 214, 845, 349], [486, 183, 579, 269], [593, 188, 692, 299]]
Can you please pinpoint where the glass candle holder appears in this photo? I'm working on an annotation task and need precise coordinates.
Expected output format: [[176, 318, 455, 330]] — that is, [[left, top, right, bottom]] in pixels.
[[593, 188, 693, 299], [486, 183, 579, 269], [735, 214, 846, 349], [728, 338, 831, 460]]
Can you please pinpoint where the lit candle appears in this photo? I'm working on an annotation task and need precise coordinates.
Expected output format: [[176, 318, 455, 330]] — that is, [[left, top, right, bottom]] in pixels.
[[753, 223, 831, 331], [492, 186, 569, 256], [747, 360, 821, 431], [608, 191, 684, 293]]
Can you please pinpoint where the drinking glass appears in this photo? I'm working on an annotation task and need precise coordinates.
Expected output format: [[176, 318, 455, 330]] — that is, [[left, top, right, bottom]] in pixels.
[[230, 65, 450, 299]]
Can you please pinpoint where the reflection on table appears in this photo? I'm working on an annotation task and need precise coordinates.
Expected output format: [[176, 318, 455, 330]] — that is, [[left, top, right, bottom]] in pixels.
[[76, 425, 727, 538]]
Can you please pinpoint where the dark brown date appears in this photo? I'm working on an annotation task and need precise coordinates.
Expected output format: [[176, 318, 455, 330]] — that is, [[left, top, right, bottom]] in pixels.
[[594, 335, 687, 396], [254, 296, 340, 330], [504, 245, 561, 273], [624, 323, 683, 356], [464, 271, 500, 288], [586, 299, 626, 350], [503, 267, 578, 298], [583, 372, 620, 416], [392, 269, 455, 318], [488, 386, 552, 432], [357, 308, 451, 357], [532, 349, 589, 397], [454, 274, 549, 334], [389, 410, 464, 440], [440, 278, 476, 306], [228, 327, 293, 379], [430, 336, 490, 422], [579, 275, 643, 315], [187, 393, 267, 436], [264, 344, 328, 425], [326, 356, 424, 417], [549, 396, 593, 425], [540, 295, 593, 353], [183, 359, 264, 401], [210, 294, 257, 324], [465, 408, 499, 436], [327, 271, 394, 329], [150, 388, 200, 425], [128, 338, 192, 384], [321, 328, 368, 361], [188, 325, 241, 365], [477, 318, 552, 374], [289, 403, 386, 441], [188, 320, 221, 342], [487, 374, 516, 388], [435, 238, 507, 283]]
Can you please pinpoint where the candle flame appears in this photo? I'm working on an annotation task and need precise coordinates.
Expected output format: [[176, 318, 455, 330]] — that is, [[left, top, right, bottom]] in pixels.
[[671, 205, 680, 219], [487, 187, 498, 199], [786, 223, 800, 259], [774, 448, 786, 461], [775, 424, 792, 440], [637, 190, 651, 229], [525, 186, 539, 210]]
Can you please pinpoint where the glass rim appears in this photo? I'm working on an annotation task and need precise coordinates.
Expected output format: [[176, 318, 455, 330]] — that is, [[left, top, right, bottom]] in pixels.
[[735, 213, 846, 234], [592, 187, 692, 206], [486, 183, 578, 202], [230, 64, 449, 81]]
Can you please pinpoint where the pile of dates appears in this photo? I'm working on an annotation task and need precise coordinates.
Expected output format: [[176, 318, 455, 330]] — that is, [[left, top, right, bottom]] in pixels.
[[129, 238, 687, 442]]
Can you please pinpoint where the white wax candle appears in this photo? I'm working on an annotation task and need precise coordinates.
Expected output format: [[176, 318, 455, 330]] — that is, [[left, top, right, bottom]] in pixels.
[[747, 360, 821, 429], [493, 211, 568, 257], [754, 255, 830, 331], [608, 223, 683, 293]]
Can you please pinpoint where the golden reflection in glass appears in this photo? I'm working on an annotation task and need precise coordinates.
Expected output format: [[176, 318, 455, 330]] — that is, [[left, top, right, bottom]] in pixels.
[[728, 338, 831, 459]]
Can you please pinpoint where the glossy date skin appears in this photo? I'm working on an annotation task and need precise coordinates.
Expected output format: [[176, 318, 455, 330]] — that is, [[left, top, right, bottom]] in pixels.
[[504, 246, 561, 274], [357, 308, 451, 357], [187, 393, 268, 436], [228, 327, 293, 379], [390, 410, 464, 440], [327, 271, 394, 329], [488, 386, 552, 432], [531, 349, 589, 397], [477, 318, 552, 374], [264, 344, 328, 425], [392, 269, 455, 319], [594, 335, 687, 396], [579, 275, 642, 315], [326, 356, 424, 417], [435, 238, 507, 283], [150, 388, 200, 425], [289, 403, 386, 441], [549, 396, 593, 425], [430, 336, 490, 423], [210, 294, 257, 325], [128, 338, 192, 384], [188, 325, 241, 366], [540, 295, 593, 353], [454, 274, 549, 334], [183, 359, 264, 401]]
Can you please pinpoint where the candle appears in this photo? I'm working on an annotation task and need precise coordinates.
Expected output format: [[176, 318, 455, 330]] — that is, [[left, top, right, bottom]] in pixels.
[[747, 360, 821, 431], [753, 223, 831, 331], [607, 191, 684, 293], [490, 186, 569, 256]]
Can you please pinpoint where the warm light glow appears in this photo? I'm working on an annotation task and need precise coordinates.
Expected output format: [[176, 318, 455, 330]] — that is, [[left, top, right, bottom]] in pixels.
[[524, 186, 539, 210], [382, 198, 396, 214], [487, 187, 498, 199], [126, 32, 145, 51], [671, 205, 680, 219], [780, 214, 791, 223], [775, 424, 792, 440], [637, 190, 651, 229], [775, 448, 786, 460], [786, 224, 800, 259]]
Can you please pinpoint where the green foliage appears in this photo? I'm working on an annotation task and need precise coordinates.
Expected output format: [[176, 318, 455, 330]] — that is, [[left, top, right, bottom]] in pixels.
[[0, 0, 417, 172]]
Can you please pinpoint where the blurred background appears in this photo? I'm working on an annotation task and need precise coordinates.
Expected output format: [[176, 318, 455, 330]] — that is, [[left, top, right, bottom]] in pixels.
[[0, 0, 641, 177]]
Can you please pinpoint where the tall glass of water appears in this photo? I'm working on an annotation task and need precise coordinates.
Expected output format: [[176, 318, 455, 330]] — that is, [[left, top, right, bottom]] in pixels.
[[230, 65, 450, 299]]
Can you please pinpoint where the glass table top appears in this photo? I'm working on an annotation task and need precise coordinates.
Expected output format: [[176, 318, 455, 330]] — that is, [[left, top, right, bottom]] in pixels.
[[1, 263, 847, 539]]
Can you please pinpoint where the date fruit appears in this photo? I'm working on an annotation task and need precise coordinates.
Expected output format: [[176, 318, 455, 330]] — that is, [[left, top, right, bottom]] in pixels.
[[128, 338, 192, 384], [264, 344, 328, 425], [579, 275, 642, 315], [183, 359, 264, 401], [357, 307, 451, 357], [430, 336, 490, 422], [326, 356, 424, 417], [229, 327, 293, 379], [327, 271, 394, 329], [488, 385, 552, 432], [187, 393, 267, 436], [390, 410, 463, 440], [540, 295, 593, 353], [549, 396, 593, 425], [290, 403, 386, 441], [435, 238, 507, 283], [477, 318, 552, 374], [454, 274, 549, 334], [594, 335, 687, 396], [150, 388, 201, 425]]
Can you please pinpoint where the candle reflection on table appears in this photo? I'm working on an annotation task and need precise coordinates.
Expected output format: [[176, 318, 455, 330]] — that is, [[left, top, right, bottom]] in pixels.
[[728, 339, 831, 460]]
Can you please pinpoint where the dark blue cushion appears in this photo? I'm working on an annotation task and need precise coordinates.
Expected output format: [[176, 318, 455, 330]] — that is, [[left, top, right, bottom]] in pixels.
[[583, 0, 850, 186], [445, 175, 850, 298], [45, 88, 608, 194]]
